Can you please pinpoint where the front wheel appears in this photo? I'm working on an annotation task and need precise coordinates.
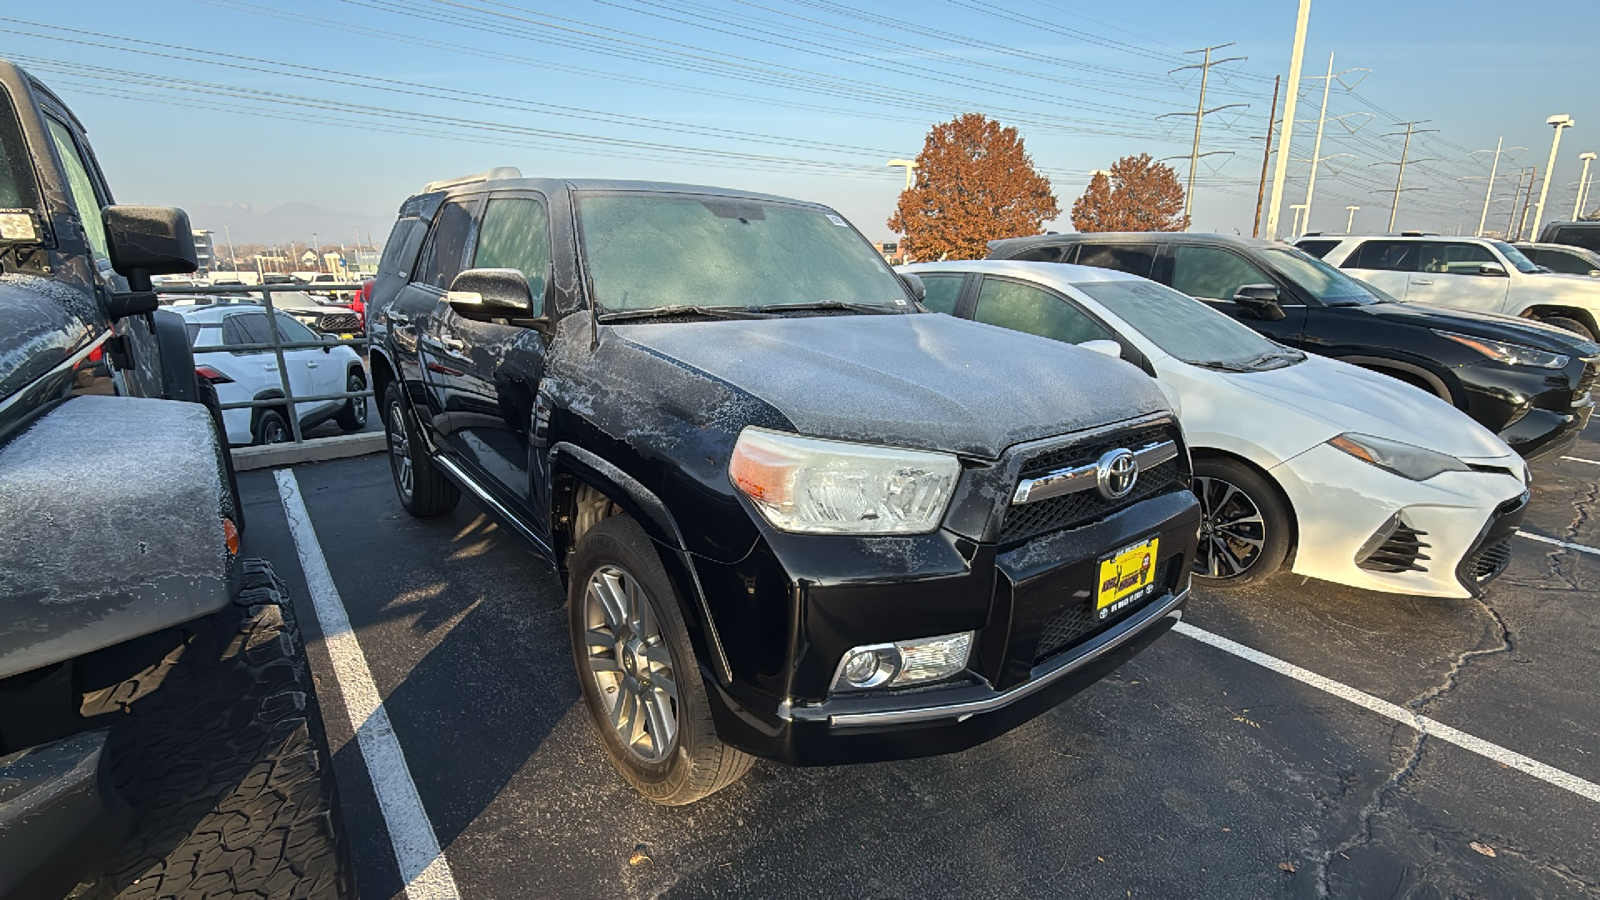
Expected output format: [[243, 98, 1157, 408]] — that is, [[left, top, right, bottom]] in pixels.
[[1191, 456, 1292, 587], [568, 515, 753, 805], [1539, 315, 1596, 342]]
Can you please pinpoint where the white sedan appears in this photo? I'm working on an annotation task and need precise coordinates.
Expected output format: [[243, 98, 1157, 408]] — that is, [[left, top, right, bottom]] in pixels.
[[176, 304, 368, 445], [902, 260, 1529, 599]]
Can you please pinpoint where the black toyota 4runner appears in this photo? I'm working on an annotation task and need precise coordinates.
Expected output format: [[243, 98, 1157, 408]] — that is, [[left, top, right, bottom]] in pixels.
[[369, 170, 1201, 804]]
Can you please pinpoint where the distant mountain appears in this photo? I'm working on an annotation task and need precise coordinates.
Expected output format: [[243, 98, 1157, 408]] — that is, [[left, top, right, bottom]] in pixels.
[[182, 201, 394, 248]]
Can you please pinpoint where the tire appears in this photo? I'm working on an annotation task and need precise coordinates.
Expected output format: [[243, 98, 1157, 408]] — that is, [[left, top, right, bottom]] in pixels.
[[253, 408, 291, 445], [1191, 456, 1293, 587], [335, 370, 368, 432], [196, 377, 246, 535], [1539, 315, 1596, 341], [568, 515, 753, 805], [383, 381, 459, 517]]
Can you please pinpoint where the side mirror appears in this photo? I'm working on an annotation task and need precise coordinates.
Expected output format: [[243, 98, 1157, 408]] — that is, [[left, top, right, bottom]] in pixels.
[[1078, 339, 1123, 359], [898, 272, 926, 302], [1232, 283, 1286, 321], [448, 268, 549, 331], [103, 206, 198, 288], [1478, 262, 1508, 277]]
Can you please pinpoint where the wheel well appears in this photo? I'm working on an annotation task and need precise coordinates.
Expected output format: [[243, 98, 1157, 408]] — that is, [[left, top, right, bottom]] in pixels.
[[1191, 448, 1300, 558], [249, 391, 288, 434], [1521, 305, 1599, 336], [368, 350, 396, 407]]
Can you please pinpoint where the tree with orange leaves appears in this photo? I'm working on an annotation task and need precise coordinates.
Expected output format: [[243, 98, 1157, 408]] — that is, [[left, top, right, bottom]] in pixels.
[[888, 113, 1059, 262], [1070, 154, 1189, 233]]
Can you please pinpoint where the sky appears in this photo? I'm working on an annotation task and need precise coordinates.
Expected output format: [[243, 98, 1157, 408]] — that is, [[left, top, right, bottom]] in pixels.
[[6, 0, 1597, 246]]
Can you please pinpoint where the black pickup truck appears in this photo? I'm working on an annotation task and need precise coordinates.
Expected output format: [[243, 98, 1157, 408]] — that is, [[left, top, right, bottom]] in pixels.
[[368, 170, 1202, 804]]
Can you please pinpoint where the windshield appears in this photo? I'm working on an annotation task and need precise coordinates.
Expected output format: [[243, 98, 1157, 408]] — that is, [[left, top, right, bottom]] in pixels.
[[1489, 241, 1540, 273], [575, 193, 909, 312], [1261, 248, 1382, 306], [1072, 279, 1301, 371]]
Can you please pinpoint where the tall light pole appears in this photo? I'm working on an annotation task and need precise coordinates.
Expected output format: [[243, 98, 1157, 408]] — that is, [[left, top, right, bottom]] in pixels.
[[887, 159, 918, 190], [1531, 114, 1574, 240], [1345, 205, 1359, 232], [1265, 0, 1312, 240], [1574, 151, 1597, 219]]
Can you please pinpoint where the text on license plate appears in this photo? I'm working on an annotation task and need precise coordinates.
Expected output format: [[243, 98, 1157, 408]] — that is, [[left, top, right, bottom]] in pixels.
[[1096, 537, 1159, 621]]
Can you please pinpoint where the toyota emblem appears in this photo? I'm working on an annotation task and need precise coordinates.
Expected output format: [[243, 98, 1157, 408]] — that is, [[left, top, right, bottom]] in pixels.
[[1096, 448, 1139, 500]]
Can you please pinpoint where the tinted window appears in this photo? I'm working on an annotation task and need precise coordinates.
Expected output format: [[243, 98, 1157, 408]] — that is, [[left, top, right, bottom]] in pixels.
[[417, 198, 479, 289], [378, 219, 425, 278], [1169, 246, 1274, 301], [917, 274, 964, 314], [1076, 243, 1155, 278], [1421, 241, 1494, 274], [473, 197, 551, 299], [1007, 245, 1066, 263], [1261, 249, 1381, 306], [273, 312, 319, 343], [1343, 240, 1418, 272], [45, 116, 109, 264], [575, 193, 906, 311], [1551, 226, 1600, 254], [223, 313, 270, 351], [1530, 247, 1598, 275], [973, 278, 1111, 345], [1072, 280, 1296, 370], [1296, 239, 1339, 259], [1488, 241, 1540, 273]]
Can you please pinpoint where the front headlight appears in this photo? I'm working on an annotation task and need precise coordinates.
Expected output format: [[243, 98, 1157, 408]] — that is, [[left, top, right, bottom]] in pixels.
[[1435, 330, 1569, 369], [1327, 432, 1469, 481], [728, 427, 959, 534]]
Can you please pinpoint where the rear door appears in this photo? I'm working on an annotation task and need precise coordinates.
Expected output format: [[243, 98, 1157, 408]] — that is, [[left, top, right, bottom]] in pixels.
[[224, 312, 317, 419], [1406, 241, 1510, 313], [1337, 240, 1416, 299], [1168, 244, 1307, 345], [393, 194, 484, 436]]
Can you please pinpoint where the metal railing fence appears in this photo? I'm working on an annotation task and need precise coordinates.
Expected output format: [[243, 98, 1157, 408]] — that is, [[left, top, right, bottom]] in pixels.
[[157, 282, 372, 444]]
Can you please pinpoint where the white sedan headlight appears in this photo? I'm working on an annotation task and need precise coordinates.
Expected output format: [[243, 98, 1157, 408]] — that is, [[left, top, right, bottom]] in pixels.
[[728, 427, 959, 534], [1328, 432, 1469, 481], [1435, 330, 1569, 369]]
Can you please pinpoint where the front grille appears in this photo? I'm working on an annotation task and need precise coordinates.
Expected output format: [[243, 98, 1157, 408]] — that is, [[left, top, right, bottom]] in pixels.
[[1466, 539, 1513, 583], [1034, 557, 1177, 664], [1575, 362, 1597, 406], [1356, 522, 1431, 573], [316, 313, 361, 332], [1000, 425, 1184, 545]]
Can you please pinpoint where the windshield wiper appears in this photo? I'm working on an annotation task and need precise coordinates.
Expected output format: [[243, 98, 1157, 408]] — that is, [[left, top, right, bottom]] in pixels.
[[754, 300, 904, 315], [1188, 359, 1256, 372], [1243, 348, 1304, 369], [597, 305, 766, 323]]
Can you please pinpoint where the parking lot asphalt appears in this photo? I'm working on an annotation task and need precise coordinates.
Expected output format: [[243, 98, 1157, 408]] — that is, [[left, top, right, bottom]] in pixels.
[[238, 426, 1600, 900]]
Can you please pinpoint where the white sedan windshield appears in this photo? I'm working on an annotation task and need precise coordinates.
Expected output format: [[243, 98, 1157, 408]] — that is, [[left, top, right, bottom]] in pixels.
[[1072, 279, 1301, 371]]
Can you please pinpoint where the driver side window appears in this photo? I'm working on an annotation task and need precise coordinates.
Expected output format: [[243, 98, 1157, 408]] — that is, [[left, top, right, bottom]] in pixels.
[[973, 278, 1112, 345], [45, 116, 110, 266], [1170, 246, 1275, 302]]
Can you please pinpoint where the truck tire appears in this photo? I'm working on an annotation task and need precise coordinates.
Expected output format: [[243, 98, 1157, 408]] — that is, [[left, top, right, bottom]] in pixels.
[[334, 370, 367, 432], [567, 515, 754, 805], [1539, 315, 1595, 341], [1191, 456, 1292, 586], [195, 377, 245, 535], [383, 381, 459, 517]]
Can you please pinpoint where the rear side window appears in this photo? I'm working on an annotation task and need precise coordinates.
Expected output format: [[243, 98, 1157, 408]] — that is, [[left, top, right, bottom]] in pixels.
[[1551, 226, 1600, 254], [973, 277, 1112, 345], [1296, 239, 1339, 259], [1343, 240, 1418, 272], [473, 196, 552, 298], [222, 313, 270, 351], [916, 273, 964, 314], [1170, 246, 1274, 301], [378, 218, 425, 278], [1533, 247, 1597, 275], [416, 198, 479, 290], [1007, 245, 1067, 263], [1075, 243, 1155, 278]]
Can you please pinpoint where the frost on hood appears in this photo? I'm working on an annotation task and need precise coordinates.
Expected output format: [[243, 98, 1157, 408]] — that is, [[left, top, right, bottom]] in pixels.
[[0, 395, 230, 677]]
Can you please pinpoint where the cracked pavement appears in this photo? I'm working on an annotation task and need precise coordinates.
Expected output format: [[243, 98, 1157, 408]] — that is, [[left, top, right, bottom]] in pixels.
[[235, 429, 1600, 900]]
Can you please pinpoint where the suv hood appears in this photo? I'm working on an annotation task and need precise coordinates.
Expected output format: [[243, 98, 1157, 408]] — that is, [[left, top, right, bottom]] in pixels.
[[1223, 356, 1514, 460], [608, 314, 1170, 458], [1363, 301, 1597, 352]]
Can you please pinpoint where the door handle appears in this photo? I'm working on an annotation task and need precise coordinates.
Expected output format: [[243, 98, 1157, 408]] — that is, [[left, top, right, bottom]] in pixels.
[[307, 362, 320, 368], [264, 365, 279, 372], [1411, 279, 1434, 285]]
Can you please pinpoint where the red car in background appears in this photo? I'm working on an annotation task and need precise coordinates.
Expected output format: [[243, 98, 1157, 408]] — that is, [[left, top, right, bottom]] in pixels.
[[351, 278, 372, 330]]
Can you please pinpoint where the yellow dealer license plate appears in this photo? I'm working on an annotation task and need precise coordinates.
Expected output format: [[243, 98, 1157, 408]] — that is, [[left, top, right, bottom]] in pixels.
[[339, 333, 355, 340], [1096, 537, 1159, 621]]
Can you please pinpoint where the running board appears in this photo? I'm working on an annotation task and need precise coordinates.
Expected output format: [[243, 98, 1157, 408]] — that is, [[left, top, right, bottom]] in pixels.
[[431, 454, 556, 567]]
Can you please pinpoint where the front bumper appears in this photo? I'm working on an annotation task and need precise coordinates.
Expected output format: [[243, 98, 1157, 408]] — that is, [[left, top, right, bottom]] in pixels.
[[694, 490, 1200, 766], [1275, 443, 1528, 598], [1459, 358, 1595, 462]]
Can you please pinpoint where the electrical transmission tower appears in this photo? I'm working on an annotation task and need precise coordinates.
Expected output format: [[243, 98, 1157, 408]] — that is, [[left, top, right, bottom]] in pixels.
[[1464, 138, 1525, 237], [1160, 43, 1247, 229], [1297, 52, 1370, 231], [1371, 121, 1439, 231]]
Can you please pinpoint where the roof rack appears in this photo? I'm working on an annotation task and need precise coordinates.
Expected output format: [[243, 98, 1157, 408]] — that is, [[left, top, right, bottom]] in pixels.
[[1399, 230, 1436, 237], [423, 166, 524, 193]]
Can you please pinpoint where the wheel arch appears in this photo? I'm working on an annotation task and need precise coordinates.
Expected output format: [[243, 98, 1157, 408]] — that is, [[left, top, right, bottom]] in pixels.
[[1519, 304, 1599, 337], [1335, 355, 1457, 407], [549, 441, 734, 686], [248, 388, 288, 436], [1190, 446, 1301, 559]]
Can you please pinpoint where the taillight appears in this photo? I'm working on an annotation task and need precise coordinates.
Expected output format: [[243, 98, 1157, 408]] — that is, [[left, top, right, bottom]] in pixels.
[[196, 365, 234, 384]]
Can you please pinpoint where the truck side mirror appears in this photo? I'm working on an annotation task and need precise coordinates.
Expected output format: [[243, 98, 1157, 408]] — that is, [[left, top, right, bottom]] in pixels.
[[1232, 283, 1286, 321], [103, 206, 199, 290], [1478, 262, 1508, 277], [448, 268, 550, 333]]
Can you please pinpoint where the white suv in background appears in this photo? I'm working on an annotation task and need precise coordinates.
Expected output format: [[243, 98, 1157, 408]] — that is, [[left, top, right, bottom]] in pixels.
[[1299, 234, 1600, 340]]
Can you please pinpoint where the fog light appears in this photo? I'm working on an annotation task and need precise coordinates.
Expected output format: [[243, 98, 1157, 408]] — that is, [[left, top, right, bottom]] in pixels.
[[832, 631, 973, 692]]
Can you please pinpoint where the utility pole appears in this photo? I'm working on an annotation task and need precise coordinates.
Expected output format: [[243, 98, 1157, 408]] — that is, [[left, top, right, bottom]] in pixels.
[[1531, 115, 1575, 239], [1345, 205, 1359, 232], [1162, 43, 1247, 229], [1574, 151, 1596, 219], [1374, 121, 1438, 231], [1505, 168, 1533, 240], [1474, 137, 1507, 237], [1253, 75, 1281, 238], [224, 222, 237, 273], [1265, 0, 1312, 239], [1299, 52, 1369, 231]]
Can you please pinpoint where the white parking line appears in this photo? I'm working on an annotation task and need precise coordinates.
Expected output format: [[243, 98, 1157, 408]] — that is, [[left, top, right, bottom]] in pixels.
[[1560, 456, 1600, 466], [275, 470, 462, 900], [1173, 622, 1600, 805], [1518, 530, 1600, 557]]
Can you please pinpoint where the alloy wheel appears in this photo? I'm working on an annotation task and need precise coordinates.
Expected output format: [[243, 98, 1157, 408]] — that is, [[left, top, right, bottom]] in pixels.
[[350, 377, 368, 427], [1194, 476, 1266, 578], [582, 563, 679, 764], [388, 401, 413, 500]]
